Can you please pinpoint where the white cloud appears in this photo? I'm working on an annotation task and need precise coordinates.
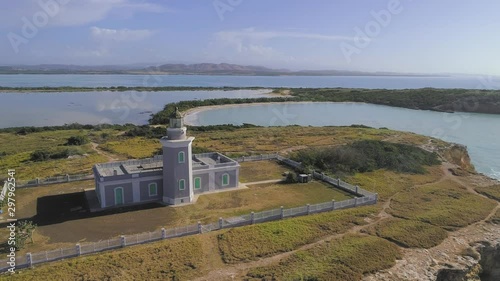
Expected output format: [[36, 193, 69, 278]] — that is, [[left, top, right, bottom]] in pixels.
[[0, 0, 168, 27], [206, 28, 354, 68], [53, 0, 167, 26], [90, 26, 154, 41], [215, 28, 355, 43]]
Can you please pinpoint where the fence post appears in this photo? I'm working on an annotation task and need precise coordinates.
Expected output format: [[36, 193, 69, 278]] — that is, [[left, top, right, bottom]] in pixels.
[[36, 178, 40, 185], [251, 212, 255, 224], [331, 199, 335, 210], [280, 206, 284, 219], [66, 174, 70, 182], [219, 217, 223, 229], [120, 235, 126, 247], [198, 221, 202, 234], [76, 244, 81, 256], [306, 204, 311, 215], [337, 178, 340, 186], [355, 185, 359, 195], [161, 228, 167, 239], [27, 252, 32, 268]]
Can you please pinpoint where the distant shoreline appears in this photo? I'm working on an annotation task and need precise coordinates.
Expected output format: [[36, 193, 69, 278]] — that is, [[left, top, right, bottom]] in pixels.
[[0, 72, 449, 77], [0, 86, 270, 93]]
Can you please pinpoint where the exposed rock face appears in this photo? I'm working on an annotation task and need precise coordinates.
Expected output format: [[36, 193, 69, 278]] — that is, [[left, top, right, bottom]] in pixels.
[[478, 242, 500, 281], [436, 242, 500, 281], [436, 265, 481, 281], [440, 144, 476, 173]]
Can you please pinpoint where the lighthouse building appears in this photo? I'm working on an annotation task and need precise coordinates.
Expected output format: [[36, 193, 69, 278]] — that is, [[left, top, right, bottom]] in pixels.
[[93, 108, 240, 208]]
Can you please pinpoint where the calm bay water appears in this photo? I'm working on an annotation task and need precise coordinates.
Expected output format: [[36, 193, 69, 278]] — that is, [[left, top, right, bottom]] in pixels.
[[187, 102, 500, 180], [0, 90, 270, 128], [0, 74, 499, 180], [0, 74, 497, 89]]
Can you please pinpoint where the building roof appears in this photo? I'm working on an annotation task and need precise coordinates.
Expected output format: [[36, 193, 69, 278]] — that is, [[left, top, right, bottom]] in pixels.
[[94, 152, 238, 178]]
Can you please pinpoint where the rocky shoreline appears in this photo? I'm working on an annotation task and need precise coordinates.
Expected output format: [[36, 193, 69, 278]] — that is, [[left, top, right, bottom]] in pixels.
[[363, 148, 500, 281]]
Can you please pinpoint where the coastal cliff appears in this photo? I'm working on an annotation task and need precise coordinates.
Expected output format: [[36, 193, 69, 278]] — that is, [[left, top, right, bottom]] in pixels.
[[364, 144, 500, 281]]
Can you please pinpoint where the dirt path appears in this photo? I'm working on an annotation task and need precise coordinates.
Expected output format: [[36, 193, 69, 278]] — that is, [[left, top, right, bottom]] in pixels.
[[195, 160, 499, 280], [243, 179, 282, 186], [194, 169, 421, 280], [193, 217, 386, 281], [90, 142, 120, 162], [363, 162, 500, 281]]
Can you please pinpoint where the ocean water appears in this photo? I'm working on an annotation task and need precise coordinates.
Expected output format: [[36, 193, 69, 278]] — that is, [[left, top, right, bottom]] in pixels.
[[188, 102, 500, 180], [0, 74, 498, 89]]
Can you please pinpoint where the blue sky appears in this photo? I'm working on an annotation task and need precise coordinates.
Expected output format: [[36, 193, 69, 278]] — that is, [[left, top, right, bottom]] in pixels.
[[1, 0, 500, 75]]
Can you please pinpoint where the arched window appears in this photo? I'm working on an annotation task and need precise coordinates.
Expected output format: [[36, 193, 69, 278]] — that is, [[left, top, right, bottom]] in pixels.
[[148, 183, 157, 196], [179, 179, 185, 190], [194, 177, 201, 189], [222, 173, 229, 186], [178, 151, 185, 163]]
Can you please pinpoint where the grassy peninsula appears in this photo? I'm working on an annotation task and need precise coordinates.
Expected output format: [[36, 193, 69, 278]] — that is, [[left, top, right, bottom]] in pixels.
[[148, 87, 500, 124], [2, 86, 500, 115], [1, 123, 499, 280]]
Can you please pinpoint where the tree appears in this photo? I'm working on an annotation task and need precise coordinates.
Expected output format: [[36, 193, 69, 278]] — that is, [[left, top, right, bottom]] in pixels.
[[14, 220, 37, 251], [283, 172, 297, 184]]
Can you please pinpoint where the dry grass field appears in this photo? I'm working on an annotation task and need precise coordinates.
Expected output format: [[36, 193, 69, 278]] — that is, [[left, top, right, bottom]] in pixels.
[[1, 125, 497, 280], [0, 161, 354, 258], [238, 160, 290, 182], [246, 234, 401, 281], [363, 218, 448, 248], [388, 180, 497, 230]]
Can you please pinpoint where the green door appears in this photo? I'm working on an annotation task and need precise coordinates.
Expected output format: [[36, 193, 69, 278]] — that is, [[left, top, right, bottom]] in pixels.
[[115, 188, 124, 205]]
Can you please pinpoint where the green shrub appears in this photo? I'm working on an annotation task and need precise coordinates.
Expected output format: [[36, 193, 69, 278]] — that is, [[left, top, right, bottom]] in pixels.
[[30, 147, 83, 162], [292, 140, 440, 175], [30, 150, 51, 161], [66, 135, 88, 146]]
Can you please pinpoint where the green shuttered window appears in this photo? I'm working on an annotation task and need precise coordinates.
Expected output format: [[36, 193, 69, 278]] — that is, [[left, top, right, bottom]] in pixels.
[[148, 183, 157, 196], [194, 177, 201, 189], [222, 174, 229, 186]]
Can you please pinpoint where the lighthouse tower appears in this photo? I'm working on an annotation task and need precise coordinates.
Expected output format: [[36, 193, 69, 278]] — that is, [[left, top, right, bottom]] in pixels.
[[160, 107, 195, 205]]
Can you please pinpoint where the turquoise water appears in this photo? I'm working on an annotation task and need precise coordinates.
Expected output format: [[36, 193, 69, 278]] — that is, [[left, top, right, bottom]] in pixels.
[[187, 102, 500, 180], [0, 90, 271, 128], [0, 74, 496, 89]]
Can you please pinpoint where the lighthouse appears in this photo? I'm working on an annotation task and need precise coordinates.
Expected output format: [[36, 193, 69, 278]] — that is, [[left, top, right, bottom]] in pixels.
[[160, 107, 195, 204]]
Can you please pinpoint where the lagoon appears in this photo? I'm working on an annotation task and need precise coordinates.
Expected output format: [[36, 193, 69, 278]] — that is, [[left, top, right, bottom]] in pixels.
[[186, 102, 500, 180], [0, 74, 497, 89], [0, 89, 271, 128]]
